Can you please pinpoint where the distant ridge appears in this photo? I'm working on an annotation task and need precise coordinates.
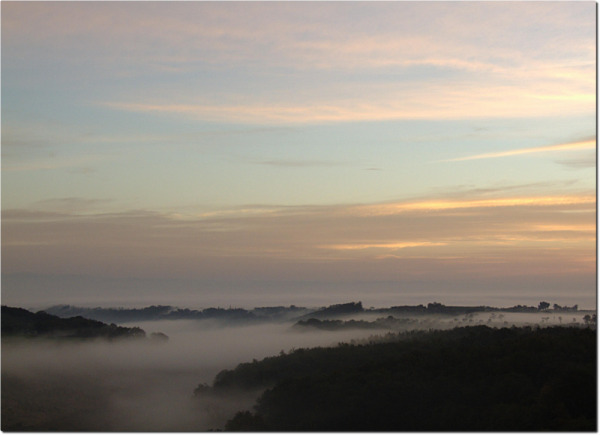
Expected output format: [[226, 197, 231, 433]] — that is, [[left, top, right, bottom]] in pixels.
[[43, 304, 313, 325], [1, 306, 146, 340], [42, 300, 584, 326], [299, 301, 364, 319]]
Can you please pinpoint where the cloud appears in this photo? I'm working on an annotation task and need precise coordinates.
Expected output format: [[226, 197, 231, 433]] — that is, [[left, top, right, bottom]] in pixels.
[[444, 138, 595, 162], [3, 190, 594, 282], [31, 197, 114, 214], [85, 3, 597, 124], [102, 101, 406, 124], [6, 2, 594, 124], [256, 160, 341, 168], [1, 209, 70, 221], [2, 187, 595, 311], [2, 154, 112, 173], [102, 82, 595, 124], [432, 180, 580, 199], [555, 153, 596, 169], [351, 194, 596, 217], [321, 242, 447, 251], [5, 2, 594, 74]]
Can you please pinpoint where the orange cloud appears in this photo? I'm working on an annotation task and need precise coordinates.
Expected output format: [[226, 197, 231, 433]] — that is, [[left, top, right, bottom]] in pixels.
[[353, 195, 596, 216], [321, 241, 447, 251]]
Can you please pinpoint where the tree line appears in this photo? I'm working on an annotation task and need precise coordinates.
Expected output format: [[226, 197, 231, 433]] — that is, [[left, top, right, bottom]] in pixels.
[[194, 325, 596, 431]]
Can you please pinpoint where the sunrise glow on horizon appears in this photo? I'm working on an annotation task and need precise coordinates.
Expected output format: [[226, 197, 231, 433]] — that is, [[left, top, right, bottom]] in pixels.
[[2, 1, 596, 309]]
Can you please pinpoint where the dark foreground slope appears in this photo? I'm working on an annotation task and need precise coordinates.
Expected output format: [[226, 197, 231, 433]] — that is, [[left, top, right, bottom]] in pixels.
[[199, 326, 596, 431]]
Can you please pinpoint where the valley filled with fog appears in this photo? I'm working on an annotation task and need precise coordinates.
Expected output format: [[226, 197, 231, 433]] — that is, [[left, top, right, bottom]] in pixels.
[[2, 306, 595, 431], [2, 316, 395, 430]]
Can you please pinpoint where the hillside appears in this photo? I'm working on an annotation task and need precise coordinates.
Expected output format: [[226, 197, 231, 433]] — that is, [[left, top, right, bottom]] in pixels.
[[43, 300, 584, 326], [43, 304, 312, 325], [195, 326, 596, 431], [1, 306, 146, 340]]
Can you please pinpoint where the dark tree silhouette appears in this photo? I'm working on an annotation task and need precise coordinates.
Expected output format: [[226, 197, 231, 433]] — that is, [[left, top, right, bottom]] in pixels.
[[208, 326, 596, 432]]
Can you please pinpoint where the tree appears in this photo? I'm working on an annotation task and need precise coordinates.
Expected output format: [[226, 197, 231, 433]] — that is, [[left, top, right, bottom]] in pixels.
[[218, 326, 596, 431], [538, 301, 550, 311]]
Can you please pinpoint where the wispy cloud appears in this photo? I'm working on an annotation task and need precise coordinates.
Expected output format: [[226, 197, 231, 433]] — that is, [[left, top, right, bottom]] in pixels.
[[352, 194, 596, 217], [102, 101, 407, 124], [6, 2, 595, 127], [256, 160, 341, 168], [321, 241, 447, 251], [32, 197, 114, 214], [103, 83, 595, 124], [5, 2, 594, 75], [444, 138, 596, 162], [3, 188, 595, 288], [555, 153, 596, 169], [2, 155, 112, 173]]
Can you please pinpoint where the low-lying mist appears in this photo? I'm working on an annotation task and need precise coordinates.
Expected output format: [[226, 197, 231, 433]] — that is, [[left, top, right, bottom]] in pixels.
[[2, 320, 381, 431], [2, 311, 593, 431]]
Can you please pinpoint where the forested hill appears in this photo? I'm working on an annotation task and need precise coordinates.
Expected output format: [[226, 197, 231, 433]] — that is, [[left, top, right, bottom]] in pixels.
[[1, 306, 146, 340], [42, 300, 583, 326], [43, 304, 312, 325], [195, 326, 596, 431]]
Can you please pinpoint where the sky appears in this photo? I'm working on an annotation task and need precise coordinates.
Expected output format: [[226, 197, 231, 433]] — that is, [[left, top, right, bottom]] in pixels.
[[2, 1, 597, 310]]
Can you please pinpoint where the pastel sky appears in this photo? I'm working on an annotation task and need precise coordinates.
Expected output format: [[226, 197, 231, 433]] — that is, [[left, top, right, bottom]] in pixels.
[[2, 2, 596, 309]]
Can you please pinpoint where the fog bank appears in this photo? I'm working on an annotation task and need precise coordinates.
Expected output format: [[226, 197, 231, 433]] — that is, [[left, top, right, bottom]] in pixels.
[[2, 320, 382, 431]]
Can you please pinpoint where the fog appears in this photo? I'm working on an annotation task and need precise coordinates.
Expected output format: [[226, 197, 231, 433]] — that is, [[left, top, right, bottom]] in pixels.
[[2, 320, 382, 431], [2, 311, 592, 431], [319, 310, 587, 330]]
